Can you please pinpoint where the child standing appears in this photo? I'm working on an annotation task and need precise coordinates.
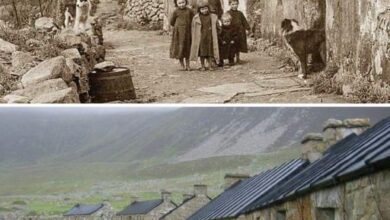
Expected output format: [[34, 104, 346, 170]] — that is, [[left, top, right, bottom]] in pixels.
[[170, 0, 194, 71], [228, 0, 250, 63], [218, 13, 238, 67], [190, 0, 220, 71]]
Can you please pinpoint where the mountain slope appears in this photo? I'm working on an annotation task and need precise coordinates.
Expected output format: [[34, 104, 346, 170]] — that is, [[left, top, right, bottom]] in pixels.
[[0, 107, 388, 167]]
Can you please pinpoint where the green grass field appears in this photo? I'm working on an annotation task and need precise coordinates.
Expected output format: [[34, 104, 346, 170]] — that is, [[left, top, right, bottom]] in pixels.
[[0, 148, 301, 216]]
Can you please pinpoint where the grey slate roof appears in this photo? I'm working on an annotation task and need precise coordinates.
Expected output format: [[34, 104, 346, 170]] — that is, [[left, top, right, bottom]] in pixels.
[[117, 199, 163, 216], [64, 204, 104, 216], [244, 116, 390, 213], [187, 159, 308, 220]]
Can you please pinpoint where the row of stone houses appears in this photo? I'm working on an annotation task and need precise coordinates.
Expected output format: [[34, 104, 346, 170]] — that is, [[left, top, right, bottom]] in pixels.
[[187, 116, 390, 220], [63, 185, 212, 220], [64, 116, 390, 220]]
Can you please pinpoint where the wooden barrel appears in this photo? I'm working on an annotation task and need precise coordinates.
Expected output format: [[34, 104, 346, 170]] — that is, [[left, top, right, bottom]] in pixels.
[[89, 67, 136, 103]]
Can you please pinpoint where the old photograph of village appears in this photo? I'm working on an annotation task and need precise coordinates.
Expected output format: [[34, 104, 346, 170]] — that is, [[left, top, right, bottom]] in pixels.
[[0, 0, 389, 103], [0, 106, 389, 219]]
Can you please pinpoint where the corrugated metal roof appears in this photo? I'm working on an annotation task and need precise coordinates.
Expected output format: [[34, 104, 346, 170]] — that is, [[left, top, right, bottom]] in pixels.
[[244, 116, 390, 213], [64, 204, 104, 216], [117, 199, 163, 216], [187, 159, 309, 220]]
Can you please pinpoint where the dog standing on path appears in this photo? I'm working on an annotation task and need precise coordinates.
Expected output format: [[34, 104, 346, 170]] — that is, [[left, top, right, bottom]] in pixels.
[[281, 19, 326, 79], [74, 0, 91, 33]]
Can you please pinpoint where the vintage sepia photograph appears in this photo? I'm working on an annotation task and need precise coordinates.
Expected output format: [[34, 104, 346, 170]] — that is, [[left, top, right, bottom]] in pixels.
[[0, 106, 389, 219], [0, 0, 389, 103]]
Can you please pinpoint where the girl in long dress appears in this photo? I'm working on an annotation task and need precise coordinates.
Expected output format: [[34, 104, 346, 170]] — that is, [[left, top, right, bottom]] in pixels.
[[170, 0, 194, 70]]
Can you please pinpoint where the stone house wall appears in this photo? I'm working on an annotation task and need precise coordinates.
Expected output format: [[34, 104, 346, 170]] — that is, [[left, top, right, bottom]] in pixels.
[[246, 0, 389, 91], [241, 169, 390, 220], [325, 0, 390, 85], [161, 196, 211, 220]]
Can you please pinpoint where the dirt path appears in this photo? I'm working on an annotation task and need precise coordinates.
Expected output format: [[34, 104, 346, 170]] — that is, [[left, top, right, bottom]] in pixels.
[[97, 0, 345, 103]]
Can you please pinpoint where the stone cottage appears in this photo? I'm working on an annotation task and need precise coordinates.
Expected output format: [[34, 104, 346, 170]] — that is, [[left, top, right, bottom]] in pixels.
[[187, 159, 308, 220], [64, 202, 114, 220], [237, 117, 390, 220], [186, 117, 390, 220], [160, 185, 212, 220], [116, 191, 177, 220]]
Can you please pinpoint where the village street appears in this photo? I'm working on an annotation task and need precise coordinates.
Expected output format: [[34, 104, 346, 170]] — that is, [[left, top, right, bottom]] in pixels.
[[98, 0, 345, 103]]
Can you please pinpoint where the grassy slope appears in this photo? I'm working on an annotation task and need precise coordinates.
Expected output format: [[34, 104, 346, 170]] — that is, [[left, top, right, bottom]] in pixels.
[[0, 148, 301, 215]]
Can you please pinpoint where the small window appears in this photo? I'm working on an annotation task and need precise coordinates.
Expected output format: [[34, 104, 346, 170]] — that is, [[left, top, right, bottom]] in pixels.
[[316, 208, 335, 220], [276, 210, 286, 220]]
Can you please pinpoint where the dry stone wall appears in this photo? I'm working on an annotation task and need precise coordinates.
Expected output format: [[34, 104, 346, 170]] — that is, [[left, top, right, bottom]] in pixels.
[[123, 0, 165, 27]]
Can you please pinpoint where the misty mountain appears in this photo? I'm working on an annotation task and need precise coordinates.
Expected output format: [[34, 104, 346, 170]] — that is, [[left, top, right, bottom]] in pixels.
[[0, 107, 388, 167]]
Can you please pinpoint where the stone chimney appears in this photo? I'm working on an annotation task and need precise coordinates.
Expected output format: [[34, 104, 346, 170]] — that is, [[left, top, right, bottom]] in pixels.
[[224, 173, 250, 190], [194, 184, 207, 197], [301, 133, 325, 162], [301, 118, 371, 163], [161, 190, 172, 202], [323, 118, 370, 146]]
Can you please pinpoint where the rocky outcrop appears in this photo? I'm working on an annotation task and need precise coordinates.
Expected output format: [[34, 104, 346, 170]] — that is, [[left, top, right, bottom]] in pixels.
[[123, 0, 165, 27]]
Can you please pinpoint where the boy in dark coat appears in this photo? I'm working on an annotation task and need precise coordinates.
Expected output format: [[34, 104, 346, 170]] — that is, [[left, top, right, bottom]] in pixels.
[[218, 13, 238, 67], [228, 0, 250, 63]]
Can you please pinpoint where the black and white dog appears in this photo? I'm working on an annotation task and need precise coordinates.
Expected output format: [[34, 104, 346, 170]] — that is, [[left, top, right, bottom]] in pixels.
[[281, 19, 326, 79], [74, 0, 91, 32]]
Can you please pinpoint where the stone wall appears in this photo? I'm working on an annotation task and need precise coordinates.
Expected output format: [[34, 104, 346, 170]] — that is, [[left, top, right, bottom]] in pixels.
[[246, 0, 389, 95], [241, 169, 390, 220], [326, 0, 390, 85], [247, 0, 325, 42], [123, 0, 165, 27], [0, 27, 105, 103]]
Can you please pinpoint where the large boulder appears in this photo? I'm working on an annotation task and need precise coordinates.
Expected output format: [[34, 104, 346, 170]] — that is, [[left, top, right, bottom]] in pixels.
[[12, 78, 69, 99], [35, 17, 56, 31], [21, 56, 71, 87], [61, 48, 82, 60], [0, 38, 18, 53], [30, 87, 80, 103]]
